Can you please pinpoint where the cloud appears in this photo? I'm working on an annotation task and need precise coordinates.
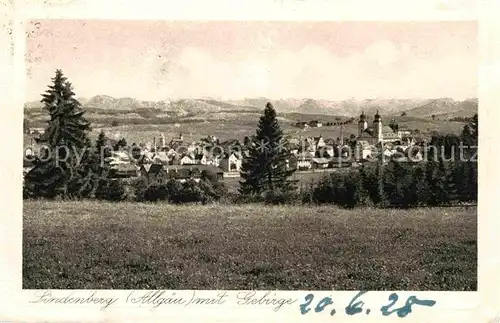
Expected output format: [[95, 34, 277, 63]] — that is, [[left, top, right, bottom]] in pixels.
[[149, 40, 476, 100], [26, 37, 476, 101]]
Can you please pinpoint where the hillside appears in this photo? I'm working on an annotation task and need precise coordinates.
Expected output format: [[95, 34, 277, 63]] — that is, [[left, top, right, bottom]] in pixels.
[[227, 97, 476, 118], [24, 95, 478, 120], [403, 98, 478, 118]]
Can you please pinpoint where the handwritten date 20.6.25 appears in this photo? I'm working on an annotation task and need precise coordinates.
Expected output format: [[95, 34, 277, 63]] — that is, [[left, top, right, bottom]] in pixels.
[[299, 291, 436, 318]]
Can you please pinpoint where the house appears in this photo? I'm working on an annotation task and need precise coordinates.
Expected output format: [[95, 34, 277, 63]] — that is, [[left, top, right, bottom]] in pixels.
[[315, 136, 326, 149], [406, 146, 423, 162], [296, 153, 312, 170], [286, 155, 298, 170], [356, 140, 373, 160], [165, 166, 201, 183], [169, 133, 184, 148], [220, 152, 242, 172], [304, 137, 317, 152], [139, 164, 152, 178], [382, 148, 394, 159], [180, 154, 197, 165], [187, 142, 199, 153], [311, 157, 330, 169], [398, 129, 412, 137], [308, 120, 323, 128], [29, 128, 45, 135], [109, 150, 131, 162], [109, 163, 139, 178], [146, 164, 168, 185], [152, 152, 170, 165], [329, 160, 352, 168], [196, 165, 225, 180], [324, 145, 335, 158], [294, 121, 309, 129]]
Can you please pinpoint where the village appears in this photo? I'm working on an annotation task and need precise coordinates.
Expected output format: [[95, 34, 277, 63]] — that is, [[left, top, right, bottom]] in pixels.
[[23, 111, 424, 186]]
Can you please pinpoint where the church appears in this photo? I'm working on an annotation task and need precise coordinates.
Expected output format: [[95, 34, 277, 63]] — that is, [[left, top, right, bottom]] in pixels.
[[357, 111, 401, 145]]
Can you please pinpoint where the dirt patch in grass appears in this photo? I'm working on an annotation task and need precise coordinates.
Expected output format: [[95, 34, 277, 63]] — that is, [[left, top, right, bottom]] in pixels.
[[23, 201, 477, 290]]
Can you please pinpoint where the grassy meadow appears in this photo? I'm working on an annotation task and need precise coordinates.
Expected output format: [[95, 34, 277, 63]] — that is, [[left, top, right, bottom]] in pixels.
[[23, 200, 477, 290]]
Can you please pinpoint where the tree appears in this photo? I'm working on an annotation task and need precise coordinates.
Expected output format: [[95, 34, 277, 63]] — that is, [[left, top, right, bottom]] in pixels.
[[409, 164, 430, 207], [461, 124, 473, 148], [382, 160, 414, 208], [470, 113, 478, 143], [95, 178, 126, 201], [425, 159, 443, 206], [23, 119, 30, 134], [436, 159, 457, 205], [114, 137, 127, 150], [24, 69, 93, 199], [243, 136, 251, 147], [431, 114, 436, 120], [89, 130, 114, 198], [401, 111, 407, 116], [359, 162, 384, 206], [312, 171, 365, 208], [239, 102, 297, 197], [201, 169, 218, 182]]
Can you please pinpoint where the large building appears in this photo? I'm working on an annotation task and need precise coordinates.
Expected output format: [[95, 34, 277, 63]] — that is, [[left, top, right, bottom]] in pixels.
[[357, 111, 401, 145]]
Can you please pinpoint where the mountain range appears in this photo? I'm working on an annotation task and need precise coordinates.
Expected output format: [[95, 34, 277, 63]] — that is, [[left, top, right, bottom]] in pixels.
[[25, 95, 478, 119]]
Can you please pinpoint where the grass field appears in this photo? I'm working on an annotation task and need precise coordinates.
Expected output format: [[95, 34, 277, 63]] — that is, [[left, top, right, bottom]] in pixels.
[[23, 200, 477, 290]]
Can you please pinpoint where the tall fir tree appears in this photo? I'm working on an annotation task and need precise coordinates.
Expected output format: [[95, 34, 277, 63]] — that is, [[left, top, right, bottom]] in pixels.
[[459, 114, 478, 202], [24, 69, 93, 199], [382, 159, 413, 208], [409, 164, 430, 207], [91, 131, 113, 198], [239, 102, 297, 197], [461, 124, 473, 148], [434, 158, 457, 205], [425, 159, 442, 206], [470, 113, 478, 144]]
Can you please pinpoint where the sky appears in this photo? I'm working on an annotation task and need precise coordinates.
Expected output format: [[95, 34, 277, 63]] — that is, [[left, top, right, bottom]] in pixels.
[[26, 20, 477, 101]]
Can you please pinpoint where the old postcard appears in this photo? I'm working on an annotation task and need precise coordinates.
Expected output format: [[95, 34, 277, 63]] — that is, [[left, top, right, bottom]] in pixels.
[[0, 0, 498, 322]]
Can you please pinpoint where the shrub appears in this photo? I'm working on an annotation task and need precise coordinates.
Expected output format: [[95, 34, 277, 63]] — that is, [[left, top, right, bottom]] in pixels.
[[200, 169, 218, 182], [359, 163, 384, 206], [264, 188, 298, 205], [131, 177, 148, 202], [312, 171, 365, 208], [95, 179, 126, 202], [382, 160, 414, 208], [144, 184, 168, 202]]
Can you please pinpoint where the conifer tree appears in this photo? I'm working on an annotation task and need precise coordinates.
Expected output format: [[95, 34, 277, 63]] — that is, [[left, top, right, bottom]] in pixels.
[[461, 124, 473, 149], [382, 159, 413, 208], [24, 69, 93, 199], [470, 113, 478, 144], [434, 158, 457, 205], [91, 131, 113, 198], [425, 159, 442, 206], [239, 102, 297, 197], [468, 114, 478, 202], [409, 164, 430, 207]]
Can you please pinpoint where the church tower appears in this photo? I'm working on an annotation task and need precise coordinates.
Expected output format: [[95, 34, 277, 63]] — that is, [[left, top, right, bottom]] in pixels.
[[358, 111, 368, 137], [373, 110, 383, 144], [159, 133, 165, 148]]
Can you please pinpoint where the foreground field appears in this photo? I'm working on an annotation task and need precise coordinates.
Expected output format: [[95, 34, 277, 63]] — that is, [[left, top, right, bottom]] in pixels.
[[23, 201, 477, 290]]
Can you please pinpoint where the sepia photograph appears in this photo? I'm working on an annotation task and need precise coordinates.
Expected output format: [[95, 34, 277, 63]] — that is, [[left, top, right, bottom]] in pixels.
[[22, 20, 477, 291]]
